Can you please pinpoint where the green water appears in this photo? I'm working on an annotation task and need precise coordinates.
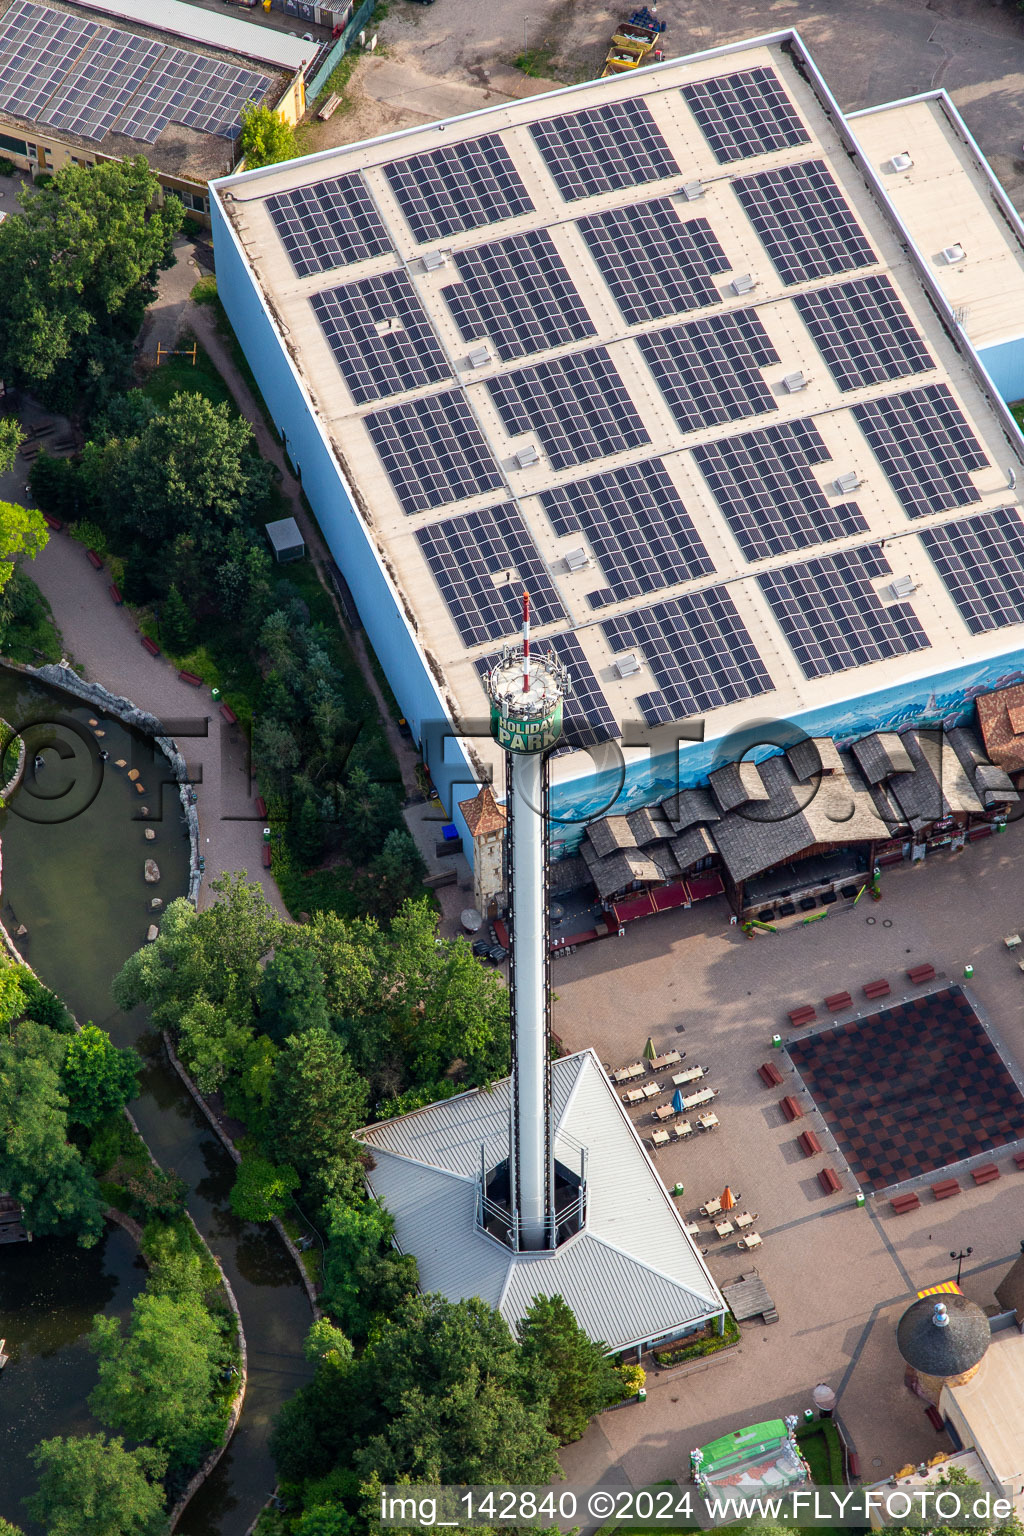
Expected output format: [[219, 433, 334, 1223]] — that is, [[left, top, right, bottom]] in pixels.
[[0, 667, 314, 1534]]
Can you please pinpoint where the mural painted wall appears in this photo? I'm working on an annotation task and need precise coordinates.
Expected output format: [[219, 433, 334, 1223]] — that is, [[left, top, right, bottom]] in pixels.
[[547, 646, 1024, 859], [978, 339, 1024, 407]]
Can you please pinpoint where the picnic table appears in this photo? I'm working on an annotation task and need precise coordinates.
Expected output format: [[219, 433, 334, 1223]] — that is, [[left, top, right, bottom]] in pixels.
[[714, 1218, 735, 1239], [684, 1220, 700, 1237], [673, 1119, 693, 1139], [652, 1129, 670, 1147], [735, 1211, 755, 1229], [699, 1196, 722, 1217], [622, 1086, 645, 1105], [650, 1049, 682, 1071], [738, 1231, 763, 1250], [672, 1065, 705, 1086], [641, 1081, 662, 1099], [697, 1111, 720, 1131], [612, 1062, 646, 1083], [681, 1086, 717, 1110], [652, 1104, 674, 1122]]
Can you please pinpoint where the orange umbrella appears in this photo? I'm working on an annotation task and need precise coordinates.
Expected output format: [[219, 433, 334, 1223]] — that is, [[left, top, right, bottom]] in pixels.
[[720, 1187, 736, 1210]]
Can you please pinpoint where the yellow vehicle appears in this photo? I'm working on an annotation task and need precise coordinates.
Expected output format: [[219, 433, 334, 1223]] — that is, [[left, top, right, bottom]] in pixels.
[[610, 20, 659, 55], [601, 42, 647, 75]]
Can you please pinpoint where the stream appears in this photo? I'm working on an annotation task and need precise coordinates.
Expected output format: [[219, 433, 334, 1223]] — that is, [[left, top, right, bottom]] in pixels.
[[0, 667, 314, 1535]]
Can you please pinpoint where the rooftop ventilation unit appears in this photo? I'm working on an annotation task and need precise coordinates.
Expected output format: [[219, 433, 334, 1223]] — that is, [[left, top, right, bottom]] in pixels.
[[889, 151, 913, 172], [681, 180, 704, 200], [731, 274, 755, 296], [782, 370, 807, 393], [564, 547, 590, 572], [467, 345, 491, 367], [943, 244, 966, 264], [514, 445, 540, 469], [833, 471, 861, 494], [422, 250, 448, 271], [615, 654, 642, 679], [888, 575, 916, 599]]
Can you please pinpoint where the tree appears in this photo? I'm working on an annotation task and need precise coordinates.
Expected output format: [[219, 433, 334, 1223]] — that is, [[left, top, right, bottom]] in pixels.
[[320, 1197, 417, 1342], [0, 1023, 105, 1244], [0, 499, 48, 597], [25, 1433, 168, 1536], [270, 1029, 368, 1206], [303, 1319, 353, 1368], [364, 829, 425, 921], [229, 1151, 299, 1222], [89, 1291, 229, 1469], [0, 961, 27, 1026], [259, 945, 329, 1042], [239, 103, 299, 168], [517, 1294, 621, 1444], [158, 584, 194, 654], [62, 1024, 139, 1128], [0, 1519, 25, 1536], [889, 1464, 1024, 1536], [0, 418, 22, 473], [0, 158, 181, 411]]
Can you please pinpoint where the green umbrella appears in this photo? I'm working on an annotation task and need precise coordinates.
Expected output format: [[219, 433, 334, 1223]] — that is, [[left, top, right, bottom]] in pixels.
[[643, 1037, 656, 1061]]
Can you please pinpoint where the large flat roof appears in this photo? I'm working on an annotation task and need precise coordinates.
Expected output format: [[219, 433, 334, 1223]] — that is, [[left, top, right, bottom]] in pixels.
[[71, 0, 311, 70], [213, 37, 1024, 787]]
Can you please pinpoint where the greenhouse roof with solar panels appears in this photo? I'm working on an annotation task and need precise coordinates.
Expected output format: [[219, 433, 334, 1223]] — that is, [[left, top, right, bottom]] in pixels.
[[209, 33, 1024, 856]]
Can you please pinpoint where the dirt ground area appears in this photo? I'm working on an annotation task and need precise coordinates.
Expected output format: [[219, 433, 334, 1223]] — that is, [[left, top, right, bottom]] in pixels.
[[546, 822, 1024, 1491], [302, 0, 1024, 210]]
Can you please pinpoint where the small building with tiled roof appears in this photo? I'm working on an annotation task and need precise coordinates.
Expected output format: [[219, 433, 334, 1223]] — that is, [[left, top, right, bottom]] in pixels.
[[976, 683, 1024, 775]]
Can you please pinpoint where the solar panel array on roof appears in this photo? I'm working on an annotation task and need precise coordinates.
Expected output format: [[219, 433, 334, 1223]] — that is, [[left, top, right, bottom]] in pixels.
[[853, 384, 988, 518], [384, 134, 534, 243], [577, 200, 731, 326], [476, 631, 621, 747], [112, 48, 214, 142], [693, 419, 868, 562], [486, 347, 650, 470], [266, 174, 392, 278], [920, 508, 1024, 634], [365, 390, 503, 516], [602, 588, 773, 724], [442, 229, 595, 362], [176, 58, 267, 138], [310, 269, 451, 404], [733, 160, 876, 285], [39, 28, 161, 140], [0, 2, 97, 118], [794, 275, 933, 391], [636, 308, 779, 432], [757, 545, 930, 678], [416, 503, 565, 645], [539, 459, 714, 603], [529, 98, 679, 202], [681, 66, 810, 163]]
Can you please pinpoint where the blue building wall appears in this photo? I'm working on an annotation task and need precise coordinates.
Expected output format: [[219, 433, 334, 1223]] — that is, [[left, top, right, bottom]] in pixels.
[[209, 195, 482, 851], [977, 338, 1024, 406]]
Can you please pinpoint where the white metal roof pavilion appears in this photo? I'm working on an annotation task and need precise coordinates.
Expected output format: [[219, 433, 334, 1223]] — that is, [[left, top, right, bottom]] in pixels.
[[359, 1050, 726, 1351]]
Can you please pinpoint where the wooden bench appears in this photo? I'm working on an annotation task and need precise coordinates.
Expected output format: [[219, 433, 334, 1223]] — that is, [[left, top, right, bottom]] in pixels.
[[108, 584, 122, 605], [863, 979, 891, 1000], [141, 636, 160, 657], [818, 1166, 841, 1195], [780, 1095, 804, 1122], [847, 1450, 861, 1481], [890, 1191, 921, 1214], [1014, 1151, 1024, 1171], [788, 1004, 816, 1026], [972, 1163, 1000, 1186], [261, 843, 271, 869], [907, 963, 936, 985], [42, 512, 63, 531], [798, 1129, 822, 1156], [931, 1178, 960, 1201], [824, 991, 852, 1012], [317, 91, 341, 120], [178, 670, 203, 687], [86, 548, 103, 570], [758, 1061, 783, 1087], [219, 703, 238, 725], [925, 1405, 945, 1433], [255, 796, 267, 818]]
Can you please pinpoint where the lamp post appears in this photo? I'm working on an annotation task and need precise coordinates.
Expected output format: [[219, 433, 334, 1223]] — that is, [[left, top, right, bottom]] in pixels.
[[523, 16, 529, 57], [950, 1246, 973, 1286]]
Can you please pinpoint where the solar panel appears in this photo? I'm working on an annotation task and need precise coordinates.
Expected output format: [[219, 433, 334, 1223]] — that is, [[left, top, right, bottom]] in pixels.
[[577, 199, 731, 325], [265, 174, 392, 277], [112, 48, 209, 142], [757, 545, 930, 678], [529, 98, 679, 202], [476, 631, 621, 748], [384, 134, 534, 243], [733, 160, 876, 285], [602, 588, 773, 724], [310, 270, 451, 404], [0, 6, 98, 119], [485, 347, 649, 471], [442, 228, 595, 362], [919, 508, 1024, 634], [636, 308, 779, 432], [177, 60, 267, 139], [39, 28, 162, 141], [852, 384, 988, 518], [681, 66, 810, 163], [540, 458, 715, 604], [415, 503, 565, 645], [794, 275, 933, 391], [692, 418, 868, 562], [365, 390, 504, 516]]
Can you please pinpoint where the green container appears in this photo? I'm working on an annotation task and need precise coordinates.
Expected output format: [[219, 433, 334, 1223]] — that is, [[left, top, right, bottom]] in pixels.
[[771, 1033, 782, 1049], [211, 687, 221, 702], [964, 963, 974, 979], [855, 1192, 866, 1208], [673, 1182, 685, 1197], [637, 1389, 647, 1403]]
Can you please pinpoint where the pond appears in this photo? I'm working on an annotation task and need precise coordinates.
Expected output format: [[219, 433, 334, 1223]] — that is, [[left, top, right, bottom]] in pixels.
[[0, 666, 314, 1535]]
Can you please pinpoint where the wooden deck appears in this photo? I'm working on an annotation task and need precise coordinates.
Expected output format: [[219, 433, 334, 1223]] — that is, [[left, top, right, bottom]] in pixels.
[[722, 1272, 779, 1324]]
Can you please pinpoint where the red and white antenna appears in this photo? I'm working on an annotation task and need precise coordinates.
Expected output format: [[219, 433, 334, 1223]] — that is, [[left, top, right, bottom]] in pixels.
[[521, 590, 530, 694]]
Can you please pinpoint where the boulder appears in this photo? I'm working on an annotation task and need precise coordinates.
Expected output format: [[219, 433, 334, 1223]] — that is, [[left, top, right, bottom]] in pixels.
[[115, 759, 127, 769], [146, 925, 159, 942], [150, 897, 164, 911], [144, 828, 156, 841], [127, 768, 139, 782], [15, 924, 27, 937], [144, 859, 160, 884], [94, 728, 105, 738], [135, 783, 146, 794]]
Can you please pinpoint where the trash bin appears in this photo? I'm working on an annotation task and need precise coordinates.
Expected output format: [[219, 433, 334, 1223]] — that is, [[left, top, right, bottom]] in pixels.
[[771, 1033, 782, 1049], [211, 687, 221, 702], [964, 963, 974, 979]]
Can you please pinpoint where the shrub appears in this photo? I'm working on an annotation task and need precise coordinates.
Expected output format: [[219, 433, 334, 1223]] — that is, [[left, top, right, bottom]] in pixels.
[[33, 171, 53, 187], [191, 274, 218, 305], [0, 156, 15, 177], [182, 215, 204, 240], [652, 1313, 740, 1366], [68, 518, 109, 559], [19, 970, 75, 1033]]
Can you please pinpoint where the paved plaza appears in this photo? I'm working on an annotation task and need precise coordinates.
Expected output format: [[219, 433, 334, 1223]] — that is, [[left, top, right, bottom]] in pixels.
[[551, 830, 1024, 1490]]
